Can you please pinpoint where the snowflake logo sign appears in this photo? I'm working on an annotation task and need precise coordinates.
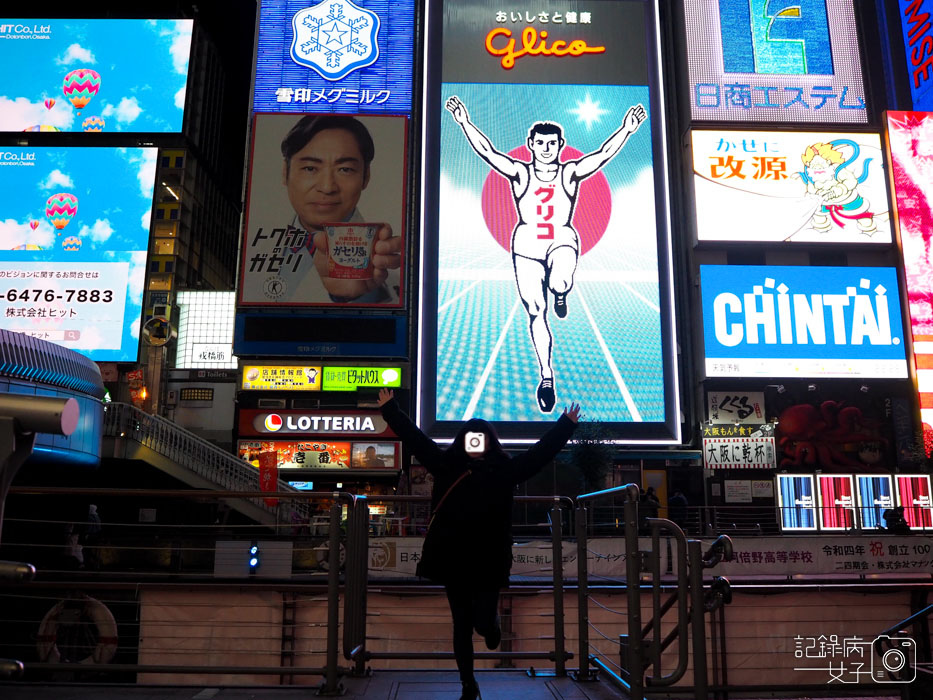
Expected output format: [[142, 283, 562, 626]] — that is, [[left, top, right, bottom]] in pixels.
[[290, 0, 381, 81]]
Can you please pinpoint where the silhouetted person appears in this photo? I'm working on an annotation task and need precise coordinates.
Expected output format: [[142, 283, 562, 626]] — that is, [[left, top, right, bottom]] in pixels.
[[668, 490, 688, 530], [884, 506, 910, 535], [377, 388, 579, 700]]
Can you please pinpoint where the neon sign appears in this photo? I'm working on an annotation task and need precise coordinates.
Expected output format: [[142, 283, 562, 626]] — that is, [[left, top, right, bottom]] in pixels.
[[484, 27, 605, 69]]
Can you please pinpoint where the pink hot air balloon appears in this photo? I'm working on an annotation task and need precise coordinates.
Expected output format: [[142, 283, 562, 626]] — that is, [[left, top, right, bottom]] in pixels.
[[29, 220, 39, 231], [45, 193, 78, 232], [62, 68, 101, 113], [44, 98, 56, 110]]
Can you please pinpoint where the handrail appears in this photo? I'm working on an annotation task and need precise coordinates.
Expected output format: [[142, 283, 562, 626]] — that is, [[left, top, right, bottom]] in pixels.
[[878, 603, 933, 638], [102, 402, 309, 521]]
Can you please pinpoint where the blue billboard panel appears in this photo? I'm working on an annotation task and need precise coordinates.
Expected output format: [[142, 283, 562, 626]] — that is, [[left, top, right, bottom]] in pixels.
[[253, 0, 414, 114], [777, 474, 817, 531], [856, 474, 893, 529], [683, 0, 868, 123], [0, 19, 192, 133], [0, 146, 156, 362], [897, 0, 933, 110], [700, 265, 908, 378]]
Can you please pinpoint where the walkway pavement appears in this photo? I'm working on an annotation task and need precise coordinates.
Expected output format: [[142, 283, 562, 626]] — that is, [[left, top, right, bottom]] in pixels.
[[1, 671, 627, 699]]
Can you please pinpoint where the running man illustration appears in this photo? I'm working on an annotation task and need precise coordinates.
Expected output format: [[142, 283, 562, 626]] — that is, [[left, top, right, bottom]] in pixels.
[[799, 141, 877, 235], [446, 95, 646, 412]]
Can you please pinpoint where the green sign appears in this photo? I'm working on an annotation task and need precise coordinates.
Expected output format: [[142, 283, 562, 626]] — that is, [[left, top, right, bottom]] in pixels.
[[322, 366, 402, 391]]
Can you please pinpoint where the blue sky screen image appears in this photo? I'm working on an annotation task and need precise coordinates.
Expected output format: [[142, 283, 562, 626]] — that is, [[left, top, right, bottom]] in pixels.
[[0, 146, 157, 361], [0, 19, 192, 133]]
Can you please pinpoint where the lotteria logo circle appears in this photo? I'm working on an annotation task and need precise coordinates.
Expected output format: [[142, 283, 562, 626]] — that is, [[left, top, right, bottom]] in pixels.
[[264, 414, 283, 432]]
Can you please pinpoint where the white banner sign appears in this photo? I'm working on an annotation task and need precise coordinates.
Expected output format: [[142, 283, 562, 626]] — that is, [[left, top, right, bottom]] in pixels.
[[707, 391, 765, 424], [704, 437, 776, 469]]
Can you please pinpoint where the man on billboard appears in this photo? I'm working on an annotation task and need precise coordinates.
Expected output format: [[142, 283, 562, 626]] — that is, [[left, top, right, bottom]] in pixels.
[[445, 95, 646, 412], [280, 114, 402, 303]]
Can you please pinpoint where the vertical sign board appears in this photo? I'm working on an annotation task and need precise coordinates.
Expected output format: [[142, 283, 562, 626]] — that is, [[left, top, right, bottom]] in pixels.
[[419, 0, 679, 443], [691, 130, 892, 244], [252, 0, 415, 114], [895, 474, 933, 529], [856, 473, 894, 529], [817, 474, 855, 530], [777, 473, 817, 531], [886, 112, 933, 454], [683, 0, 867, 123], [897, 0, 933, 110], [700, 265, 908, 379]]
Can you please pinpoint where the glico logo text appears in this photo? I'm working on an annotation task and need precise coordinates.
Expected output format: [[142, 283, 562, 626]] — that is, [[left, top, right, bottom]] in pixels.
[[718, 0, 833, 75], [484, 27, 605, 69]]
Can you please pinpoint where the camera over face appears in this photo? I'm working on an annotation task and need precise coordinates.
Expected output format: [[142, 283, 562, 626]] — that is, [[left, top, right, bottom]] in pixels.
[[871, 634, 916, 683], [464, 431, 486, 455]]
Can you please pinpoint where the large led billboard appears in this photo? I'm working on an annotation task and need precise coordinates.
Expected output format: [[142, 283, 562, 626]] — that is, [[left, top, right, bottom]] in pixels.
[[692, 130, 891, 243], [253, 0, 414, 114], [700, 265, 908, 378], [856, 473, 893, 529], [895, 474, 933, 529], [0, 146, 156, 361], [886, 111, 933, 452], [816, 474, 855, 530], [683, 0, 867, 123], [239, 113, 407, 307], [418, 0, 680, 443], [777, 473, 817, 531], [0, 19, 192, 133]]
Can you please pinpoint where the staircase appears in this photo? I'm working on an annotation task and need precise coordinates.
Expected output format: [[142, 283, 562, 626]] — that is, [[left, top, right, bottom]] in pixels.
[[102, 402, 308, 525]]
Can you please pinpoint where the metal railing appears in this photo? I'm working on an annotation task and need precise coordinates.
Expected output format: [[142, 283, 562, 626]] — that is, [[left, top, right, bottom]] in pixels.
[[102, 402, 309, 521]]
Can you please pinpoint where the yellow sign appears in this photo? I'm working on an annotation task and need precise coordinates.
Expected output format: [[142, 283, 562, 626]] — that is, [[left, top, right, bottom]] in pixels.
[[241, 365, 322, 390]]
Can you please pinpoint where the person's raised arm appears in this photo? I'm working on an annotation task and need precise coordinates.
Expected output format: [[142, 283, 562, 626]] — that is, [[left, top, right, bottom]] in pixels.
[[377, 389, 444, 470], [567, 104, 646, 182], [446, 95, 524, 180], [507, 402, 581, 483]]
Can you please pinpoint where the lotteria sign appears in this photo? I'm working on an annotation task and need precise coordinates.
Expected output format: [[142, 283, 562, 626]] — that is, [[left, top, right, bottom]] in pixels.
[[239, 408, 394, 436], [700, 265, 908, 378]]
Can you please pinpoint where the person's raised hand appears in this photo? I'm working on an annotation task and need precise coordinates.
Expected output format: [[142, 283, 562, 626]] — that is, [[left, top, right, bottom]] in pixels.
[[377, 388, 394, 407], [563, 402, 581, 423]]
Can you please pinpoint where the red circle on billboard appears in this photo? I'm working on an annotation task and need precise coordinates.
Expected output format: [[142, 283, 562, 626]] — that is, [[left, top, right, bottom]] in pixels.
[[479, 146, 612, 256]]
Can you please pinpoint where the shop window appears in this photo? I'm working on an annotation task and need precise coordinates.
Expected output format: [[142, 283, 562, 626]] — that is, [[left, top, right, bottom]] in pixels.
[[169, 208, 179, 220], [161, 156, 171, 168], [174, 156, 185, 168], [164, 261, 174, 273], [155, 208, 165, 220], [150, 261, 160, 273]]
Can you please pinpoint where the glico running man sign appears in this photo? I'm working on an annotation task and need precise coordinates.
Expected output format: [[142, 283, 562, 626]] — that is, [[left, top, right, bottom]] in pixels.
[[418, 0, 680, 443]]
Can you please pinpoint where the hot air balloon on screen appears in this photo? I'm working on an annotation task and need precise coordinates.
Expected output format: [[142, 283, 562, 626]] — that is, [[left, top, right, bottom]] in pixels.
[[29, 221, 39, 231], [22, 125, 62, 132], [45, 193, 78, 232], [62, 69, 101, 113], [44, 98, 55, 110], [62, 236, 82, 252], [13, 244, 43, 251], [82, 116, 105, 132]]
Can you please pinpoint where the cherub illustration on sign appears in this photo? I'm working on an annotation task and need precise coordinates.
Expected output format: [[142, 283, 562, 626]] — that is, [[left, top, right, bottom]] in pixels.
[[446, 95, 646, 412], [796, 140, 877, 235]]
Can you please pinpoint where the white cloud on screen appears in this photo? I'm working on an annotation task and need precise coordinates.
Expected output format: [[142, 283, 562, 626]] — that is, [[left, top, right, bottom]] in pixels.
[[39, 169, 75, 191], [0, 219, 55, 250], [0, 96, 75, 131], [174, 85, 186, 110], [78, 218, 114, 244], [56, 43, 97, 65], [127, 252, 148, 300], [101, 97, 142, 124], [161, 21, 193, 74]]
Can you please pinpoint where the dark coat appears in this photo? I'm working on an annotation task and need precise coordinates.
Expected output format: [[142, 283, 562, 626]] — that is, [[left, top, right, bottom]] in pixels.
[[381, 398, 576, 589]]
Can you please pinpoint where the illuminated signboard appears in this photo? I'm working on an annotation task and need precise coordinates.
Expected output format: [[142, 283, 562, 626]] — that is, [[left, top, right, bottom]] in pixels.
[[816, 474, 855, 530], [238, 409, 395, 436], [175, 291, 238, 370], [897, 0, 933, 110], [683, 0, 867, 123], [239, 439, 398, 469], [702, 437, 775, 468], [0, 146, 155, 362], [252, 0, 414, 114], [0, 19, 192, 133], [895, 474, 933, 529], [856, 473, 893, 529], [706, 391, 764, 424], [241, 364, 323, 390], [886, 112, 933, 452], [700, 265, 908, 379], [777, 473, 817, 531], [691, 130, 891, 244], [321, 365, 401, 391], [418, 0, 679, 443], [239, 113, 407, 307]]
